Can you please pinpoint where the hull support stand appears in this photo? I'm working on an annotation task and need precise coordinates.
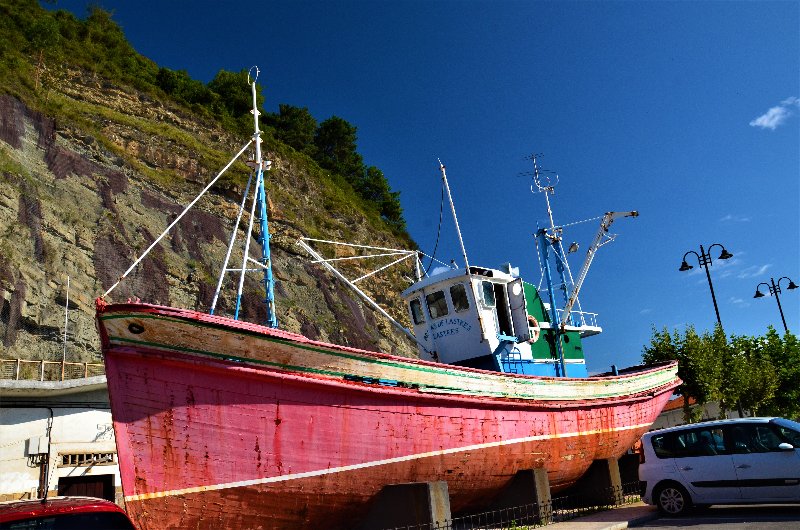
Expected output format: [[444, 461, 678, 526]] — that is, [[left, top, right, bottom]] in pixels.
[[560, 457, 625, 508], [483, 468, 553, 525], [356, 481, 451, 530]]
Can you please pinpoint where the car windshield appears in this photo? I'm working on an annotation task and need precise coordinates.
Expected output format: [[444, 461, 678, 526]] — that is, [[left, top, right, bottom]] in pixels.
[[0, 512, 136, 530], [772, 418, 800, 446]]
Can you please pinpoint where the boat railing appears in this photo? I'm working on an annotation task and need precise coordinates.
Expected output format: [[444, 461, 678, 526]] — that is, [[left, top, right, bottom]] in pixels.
[[565, 310, 599, 329], [0, 359, 105, 381]]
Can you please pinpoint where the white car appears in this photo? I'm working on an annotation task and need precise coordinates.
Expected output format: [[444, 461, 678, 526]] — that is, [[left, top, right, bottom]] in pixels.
[[638, 417, 800, 515]]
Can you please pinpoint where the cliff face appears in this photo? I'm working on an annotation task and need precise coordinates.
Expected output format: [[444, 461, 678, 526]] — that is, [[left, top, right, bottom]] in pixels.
[[0, 68, 418, 364]]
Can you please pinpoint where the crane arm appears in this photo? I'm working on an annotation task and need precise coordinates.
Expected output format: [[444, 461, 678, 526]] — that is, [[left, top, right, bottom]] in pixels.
[[559, 211, 639, 329]]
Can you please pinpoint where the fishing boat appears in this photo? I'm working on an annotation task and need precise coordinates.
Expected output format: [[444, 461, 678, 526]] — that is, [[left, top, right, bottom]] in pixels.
[[95, 69, 679, 529]]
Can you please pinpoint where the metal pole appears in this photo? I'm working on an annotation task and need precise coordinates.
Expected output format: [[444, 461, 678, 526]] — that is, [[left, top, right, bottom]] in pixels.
[[438, 160, 470, 273], [538, 229, 566, 377], [770, 278, 788, 333], [210, 172, 253, 315], [235, 169, 262, 320], [699, 245, 723, 327], [250, 74, 277, 328], [62, 276, 69, 381]]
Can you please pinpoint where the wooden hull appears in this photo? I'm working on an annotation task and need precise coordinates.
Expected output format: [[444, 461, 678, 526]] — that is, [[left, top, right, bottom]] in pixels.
[[96, 302, 679, 530]]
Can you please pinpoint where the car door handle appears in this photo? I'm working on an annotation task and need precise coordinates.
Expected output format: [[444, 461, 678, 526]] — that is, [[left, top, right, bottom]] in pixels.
[[680, 466, 693, 471], [736, 464, 751, 469]]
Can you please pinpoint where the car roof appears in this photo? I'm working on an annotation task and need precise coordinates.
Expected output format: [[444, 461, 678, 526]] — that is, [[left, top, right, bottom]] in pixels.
[[0, 496, 127, 523], [644, 417, 780, 437]]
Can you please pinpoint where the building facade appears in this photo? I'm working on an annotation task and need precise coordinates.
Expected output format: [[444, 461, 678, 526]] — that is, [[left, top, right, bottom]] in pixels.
[[0, 376, 122, 505]]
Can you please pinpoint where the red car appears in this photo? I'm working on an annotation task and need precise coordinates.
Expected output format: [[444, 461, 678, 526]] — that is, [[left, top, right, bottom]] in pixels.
[[0, 496, 137, 530]]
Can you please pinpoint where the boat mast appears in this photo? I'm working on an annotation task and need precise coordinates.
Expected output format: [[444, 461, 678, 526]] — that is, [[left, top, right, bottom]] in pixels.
[[529, 154, 568, 376], [438, 160, 470, 273], [232, 67, 278, 327]]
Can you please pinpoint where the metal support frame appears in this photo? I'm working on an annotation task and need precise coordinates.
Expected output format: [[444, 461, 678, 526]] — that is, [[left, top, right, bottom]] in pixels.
[[559, 211, 638, 327], [296, 238, 426, 350]]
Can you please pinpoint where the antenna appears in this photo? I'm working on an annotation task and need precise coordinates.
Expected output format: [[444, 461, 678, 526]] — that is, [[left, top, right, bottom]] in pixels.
[[438, 159, 470, 274], [525, 153, 572, 377], [523, 153, 559, 233]]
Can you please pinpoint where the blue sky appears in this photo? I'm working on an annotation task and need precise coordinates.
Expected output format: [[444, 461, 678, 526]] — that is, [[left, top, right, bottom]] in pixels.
[[46, 1, 799, 373]]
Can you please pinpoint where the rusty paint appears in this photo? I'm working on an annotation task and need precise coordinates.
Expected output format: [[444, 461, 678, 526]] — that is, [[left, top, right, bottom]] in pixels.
[[96, 301, 679, 530]]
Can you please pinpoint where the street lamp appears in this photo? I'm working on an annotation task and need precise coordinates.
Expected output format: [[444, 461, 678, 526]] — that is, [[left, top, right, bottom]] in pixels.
[[679, 243, 734, 326], [754, 276, 798, 333]]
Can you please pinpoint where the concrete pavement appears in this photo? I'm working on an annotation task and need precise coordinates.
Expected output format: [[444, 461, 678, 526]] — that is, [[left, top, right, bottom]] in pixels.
[[545, 502, 660, 530]]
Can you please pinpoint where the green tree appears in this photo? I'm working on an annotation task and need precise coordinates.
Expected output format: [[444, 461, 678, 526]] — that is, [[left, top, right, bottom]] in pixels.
[[719, 335, 750, 417], [359, 166, 406, 231], [759, 327, 800, 418], [267, 104, 317, 154], [208, 69, 263, 133], [313, 116, 364, 185], [722, 333, 778, 417], [381, 190, 405, 230], [643, 325, 723, 422], [643, 325, 798, 421], [26, 15, 59, 89], [681, 326, 724, 421], [156, 67, 215, 107], [643, 327, 691, 419], [83, 7, 133, 75], [360, 166, 391, 203]]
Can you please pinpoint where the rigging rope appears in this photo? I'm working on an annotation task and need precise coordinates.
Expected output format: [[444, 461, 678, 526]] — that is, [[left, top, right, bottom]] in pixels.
[[554, 214, 604, 230], [423, 183, 446, 276]]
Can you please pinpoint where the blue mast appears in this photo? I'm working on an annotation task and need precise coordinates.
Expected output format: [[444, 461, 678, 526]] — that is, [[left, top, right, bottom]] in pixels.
[[530, 155, 568, 377], [537, 228, 567, 377], [250, 71, 278, 328], [230, 67, 278, 327]]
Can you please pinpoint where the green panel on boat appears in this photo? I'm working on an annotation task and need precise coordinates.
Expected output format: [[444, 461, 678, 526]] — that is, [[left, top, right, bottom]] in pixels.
[[561, 331, 585, 360], [523, 281, 549, 322]]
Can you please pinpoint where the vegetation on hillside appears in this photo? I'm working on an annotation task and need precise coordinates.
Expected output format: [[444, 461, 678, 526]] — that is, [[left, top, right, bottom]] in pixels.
[[0, 0, 411, 239], [642, 325, 800, 421]]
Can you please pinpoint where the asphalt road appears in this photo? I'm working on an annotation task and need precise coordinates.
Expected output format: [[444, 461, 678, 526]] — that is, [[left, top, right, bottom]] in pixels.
[[634, 504, 800, 529]]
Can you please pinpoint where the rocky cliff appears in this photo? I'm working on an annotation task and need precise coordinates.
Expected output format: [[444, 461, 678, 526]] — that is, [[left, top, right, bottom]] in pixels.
[[0, 67, 419, 366]]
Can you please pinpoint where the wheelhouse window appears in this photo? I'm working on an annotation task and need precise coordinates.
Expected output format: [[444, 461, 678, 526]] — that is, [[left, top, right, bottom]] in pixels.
[[409, 298, 425, 325], [425, 290, 449, 319], [450, 284, 470, 312], [481, 281, 496, 307]]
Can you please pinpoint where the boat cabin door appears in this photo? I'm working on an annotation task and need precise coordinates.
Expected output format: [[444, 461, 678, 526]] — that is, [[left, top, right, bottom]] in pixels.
[[506, 278, 530, 342]]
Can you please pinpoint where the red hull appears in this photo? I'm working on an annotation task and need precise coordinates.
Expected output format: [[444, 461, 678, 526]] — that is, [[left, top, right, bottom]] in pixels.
[[97, 303, 679, 529], [106, 359, 675, 527]]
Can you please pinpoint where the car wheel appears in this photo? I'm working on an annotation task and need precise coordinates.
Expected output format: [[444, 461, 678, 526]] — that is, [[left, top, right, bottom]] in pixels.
[[655, 482, 691, 516]]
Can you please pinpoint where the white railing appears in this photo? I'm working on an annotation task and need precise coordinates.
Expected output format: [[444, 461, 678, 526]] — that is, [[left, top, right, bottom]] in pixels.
[[568, 310, 600, 329]]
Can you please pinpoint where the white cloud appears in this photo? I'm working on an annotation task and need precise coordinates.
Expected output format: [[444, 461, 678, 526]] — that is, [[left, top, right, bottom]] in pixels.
[[737, 264, 772, 279], [640, 308, 652, 315], [750, 96, 799, 130], [719, 214, 750, 223], [729, 296, 750, 308]]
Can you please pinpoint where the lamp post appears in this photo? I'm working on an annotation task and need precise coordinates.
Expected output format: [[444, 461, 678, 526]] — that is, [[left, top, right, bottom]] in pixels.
[[679, 243, 734, 327], [754, 276, 798, 333]]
